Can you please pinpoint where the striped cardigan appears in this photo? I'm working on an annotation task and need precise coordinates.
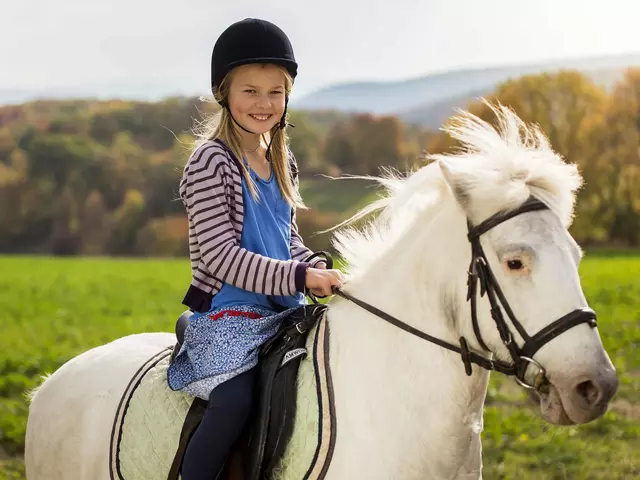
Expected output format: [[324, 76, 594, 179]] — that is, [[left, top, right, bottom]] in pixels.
[[179, 139, 324, 313]]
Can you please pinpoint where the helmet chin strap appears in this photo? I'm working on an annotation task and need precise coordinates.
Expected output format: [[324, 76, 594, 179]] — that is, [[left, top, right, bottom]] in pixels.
[[228, 109, 259, 135], [220, 96, 293, 162]]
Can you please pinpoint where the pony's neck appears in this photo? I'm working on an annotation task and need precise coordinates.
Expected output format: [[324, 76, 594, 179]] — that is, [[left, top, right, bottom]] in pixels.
[[327, 204, 491, 479]]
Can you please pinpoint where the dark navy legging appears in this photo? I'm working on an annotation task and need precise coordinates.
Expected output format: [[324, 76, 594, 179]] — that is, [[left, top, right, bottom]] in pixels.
[[181, 368, 256, 480]]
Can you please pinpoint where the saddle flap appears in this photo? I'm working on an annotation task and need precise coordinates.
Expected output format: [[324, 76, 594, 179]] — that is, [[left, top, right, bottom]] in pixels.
[[244, 305, 326, 479], [111, 306, 336, 480]]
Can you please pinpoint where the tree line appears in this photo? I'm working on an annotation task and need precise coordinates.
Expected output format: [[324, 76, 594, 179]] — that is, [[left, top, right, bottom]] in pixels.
[[1, 67, 639, 257], [0, 97, 422, 256], [426, 68, 640, 246]]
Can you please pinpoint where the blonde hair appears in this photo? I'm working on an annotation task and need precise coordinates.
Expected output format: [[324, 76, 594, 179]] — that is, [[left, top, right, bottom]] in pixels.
[[191, 65, 306, 209]]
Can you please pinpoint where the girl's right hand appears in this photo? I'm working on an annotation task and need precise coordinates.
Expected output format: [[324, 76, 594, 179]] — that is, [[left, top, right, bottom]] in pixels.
[[305, 267, 344, 297]]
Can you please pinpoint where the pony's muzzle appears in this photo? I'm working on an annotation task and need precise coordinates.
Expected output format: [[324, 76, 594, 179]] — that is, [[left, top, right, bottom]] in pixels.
[[555, 365, 619, 424]]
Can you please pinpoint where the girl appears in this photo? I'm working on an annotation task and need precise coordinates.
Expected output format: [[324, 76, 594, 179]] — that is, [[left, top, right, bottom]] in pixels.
[[167, 17, 344, 480]]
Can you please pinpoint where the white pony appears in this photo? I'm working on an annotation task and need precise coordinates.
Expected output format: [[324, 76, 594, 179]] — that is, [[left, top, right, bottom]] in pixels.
[[25, 103, 617, 479]]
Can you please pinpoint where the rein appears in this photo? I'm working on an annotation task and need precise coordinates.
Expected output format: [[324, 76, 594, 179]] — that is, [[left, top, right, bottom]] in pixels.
[[331, 288, 516, 377], [308, 196, 598, 391]]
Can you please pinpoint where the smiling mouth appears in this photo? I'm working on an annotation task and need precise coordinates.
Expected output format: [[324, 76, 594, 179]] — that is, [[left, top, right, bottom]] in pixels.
[[249, 114, 273, 122]]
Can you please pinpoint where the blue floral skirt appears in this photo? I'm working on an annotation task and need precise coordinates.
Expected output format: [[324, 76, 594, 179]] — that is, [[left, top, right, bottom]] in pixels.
[[166, 304, 298, 400]]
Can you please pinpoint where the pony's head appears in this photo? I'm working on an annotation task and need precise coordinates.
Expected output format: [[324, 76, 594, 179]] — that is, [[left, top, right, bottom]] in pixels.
[[333, 101, 617, 425]]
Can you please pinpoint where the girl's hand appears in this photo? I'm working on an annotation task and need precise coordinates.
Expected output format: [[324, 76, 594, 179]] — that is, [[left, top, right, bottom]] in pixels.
[[305, 267, 343, 297]]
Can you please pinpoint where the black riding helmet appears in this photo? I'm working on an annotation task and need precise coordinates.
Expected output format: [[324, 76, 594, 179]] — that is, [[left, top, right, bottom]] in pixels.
[[211, 18, 298, 91], [211, 18, 298, 135]]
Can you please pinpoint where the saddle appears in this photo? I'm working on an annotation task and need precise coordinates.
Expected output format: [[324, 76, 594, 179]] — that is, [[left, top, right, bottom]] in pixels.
[[166, 303, 329, 480]]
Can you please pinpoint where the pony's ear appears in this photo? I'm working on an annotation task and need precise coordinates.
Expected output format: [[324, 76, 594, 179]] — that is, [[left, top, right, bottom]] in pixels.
[[438, 158, 474, 210]]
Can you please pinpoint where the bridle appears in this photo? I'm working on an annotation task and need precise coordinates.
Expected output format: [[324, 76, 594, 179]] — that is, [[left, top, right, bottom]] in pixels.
[[310, 196, 598, 390], [316, 197, 597, 390]]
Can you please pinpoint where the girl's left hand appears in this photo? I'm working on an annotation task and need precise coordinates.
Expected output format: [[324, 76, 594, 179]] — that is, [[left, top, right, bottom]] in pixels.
[[305, 267, 343, 297]]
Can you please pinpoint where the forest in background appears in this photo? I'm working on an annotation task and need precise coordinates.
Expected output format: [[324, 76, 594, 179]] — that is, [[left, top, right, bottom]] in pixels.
[[1, 67, 640, 257]]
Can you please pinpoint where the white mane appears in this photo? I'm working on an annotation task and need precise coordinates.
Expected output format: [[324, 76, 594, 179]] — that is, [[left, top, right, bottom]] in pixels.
[[331, 101, 583, 274]]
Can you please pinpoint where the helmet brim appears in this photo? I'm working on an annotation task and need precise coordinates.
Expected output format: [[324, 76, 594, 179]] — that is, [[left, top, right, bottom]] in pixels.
[[213, 57, 298, 90]]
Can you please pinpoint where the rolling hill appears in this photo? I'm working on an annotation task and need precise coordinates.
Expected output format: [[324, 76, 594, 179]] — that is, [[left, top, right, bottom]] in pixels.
[[293, 52, 640, 128]]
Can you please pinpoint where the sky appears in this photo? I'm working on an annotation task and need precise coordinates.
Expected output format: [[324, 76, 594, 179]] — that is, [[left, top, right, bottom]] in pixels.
[[3, 0, 640, 101]]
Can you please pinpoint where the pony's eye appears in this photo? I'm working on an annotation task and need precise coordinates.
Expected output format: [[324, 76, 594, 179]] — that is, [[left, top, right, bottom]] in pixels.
[[507, 259, 523, 270]]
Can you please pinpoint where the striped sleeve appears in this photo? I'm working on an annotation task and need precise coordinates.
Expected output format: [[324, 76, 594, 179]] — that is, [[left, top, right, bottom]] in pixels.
[[181, 144, 308, 296]]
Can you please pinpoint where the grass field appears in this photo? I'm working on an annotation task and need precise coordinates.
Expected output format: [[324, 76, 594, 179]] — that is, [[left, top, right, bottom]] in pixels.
[[298, 176, 382, 214], [1, 252, 639, 479]]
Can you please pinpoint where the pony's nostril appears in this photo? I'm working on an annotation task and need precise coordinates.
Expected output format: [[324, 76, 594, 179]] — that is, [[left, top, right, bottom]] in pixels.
[[575, 380, 602, 407]]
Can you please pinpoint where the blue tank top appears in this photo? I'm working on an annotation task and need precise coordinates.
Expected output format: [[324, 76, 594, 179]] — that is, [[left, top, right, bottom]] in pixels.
[[209, 161, 305, 311]]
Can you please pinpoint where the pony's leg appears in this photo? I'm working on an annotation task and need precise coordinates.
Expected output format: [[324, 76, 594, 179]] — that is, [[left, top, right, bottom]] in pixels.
[[25, 332, 175, 480]]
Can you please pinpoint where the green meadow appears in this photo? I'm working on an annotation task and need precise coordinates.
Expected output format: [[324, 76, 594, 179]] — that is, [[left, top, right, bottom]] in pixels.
[[1, 253, 638, 479]]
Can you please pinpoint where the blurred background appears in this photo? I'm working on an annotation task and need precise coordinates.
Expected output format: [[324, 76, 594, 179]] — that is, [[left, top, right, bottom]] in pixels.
[[1, 1, 638, 478]]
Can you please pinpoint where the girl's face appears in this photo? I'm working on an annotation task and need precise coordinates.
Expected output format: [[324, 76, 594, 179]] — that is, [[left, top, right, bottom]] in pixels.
[[227, 64, 287, 135]]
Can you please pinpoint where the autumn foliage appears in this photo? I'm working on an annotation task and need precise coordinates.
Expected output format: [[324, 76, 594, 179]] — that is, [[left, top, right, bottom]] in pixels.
[[2, 68, 640, 256], [426, 68, 640, 246]]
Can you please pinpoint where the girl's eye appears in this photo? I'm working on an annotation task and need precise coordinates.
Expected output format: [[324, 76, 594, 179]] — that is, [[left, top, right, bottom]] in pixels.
[[270, 91, 283, 95], [244, 89, 256, 94]]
